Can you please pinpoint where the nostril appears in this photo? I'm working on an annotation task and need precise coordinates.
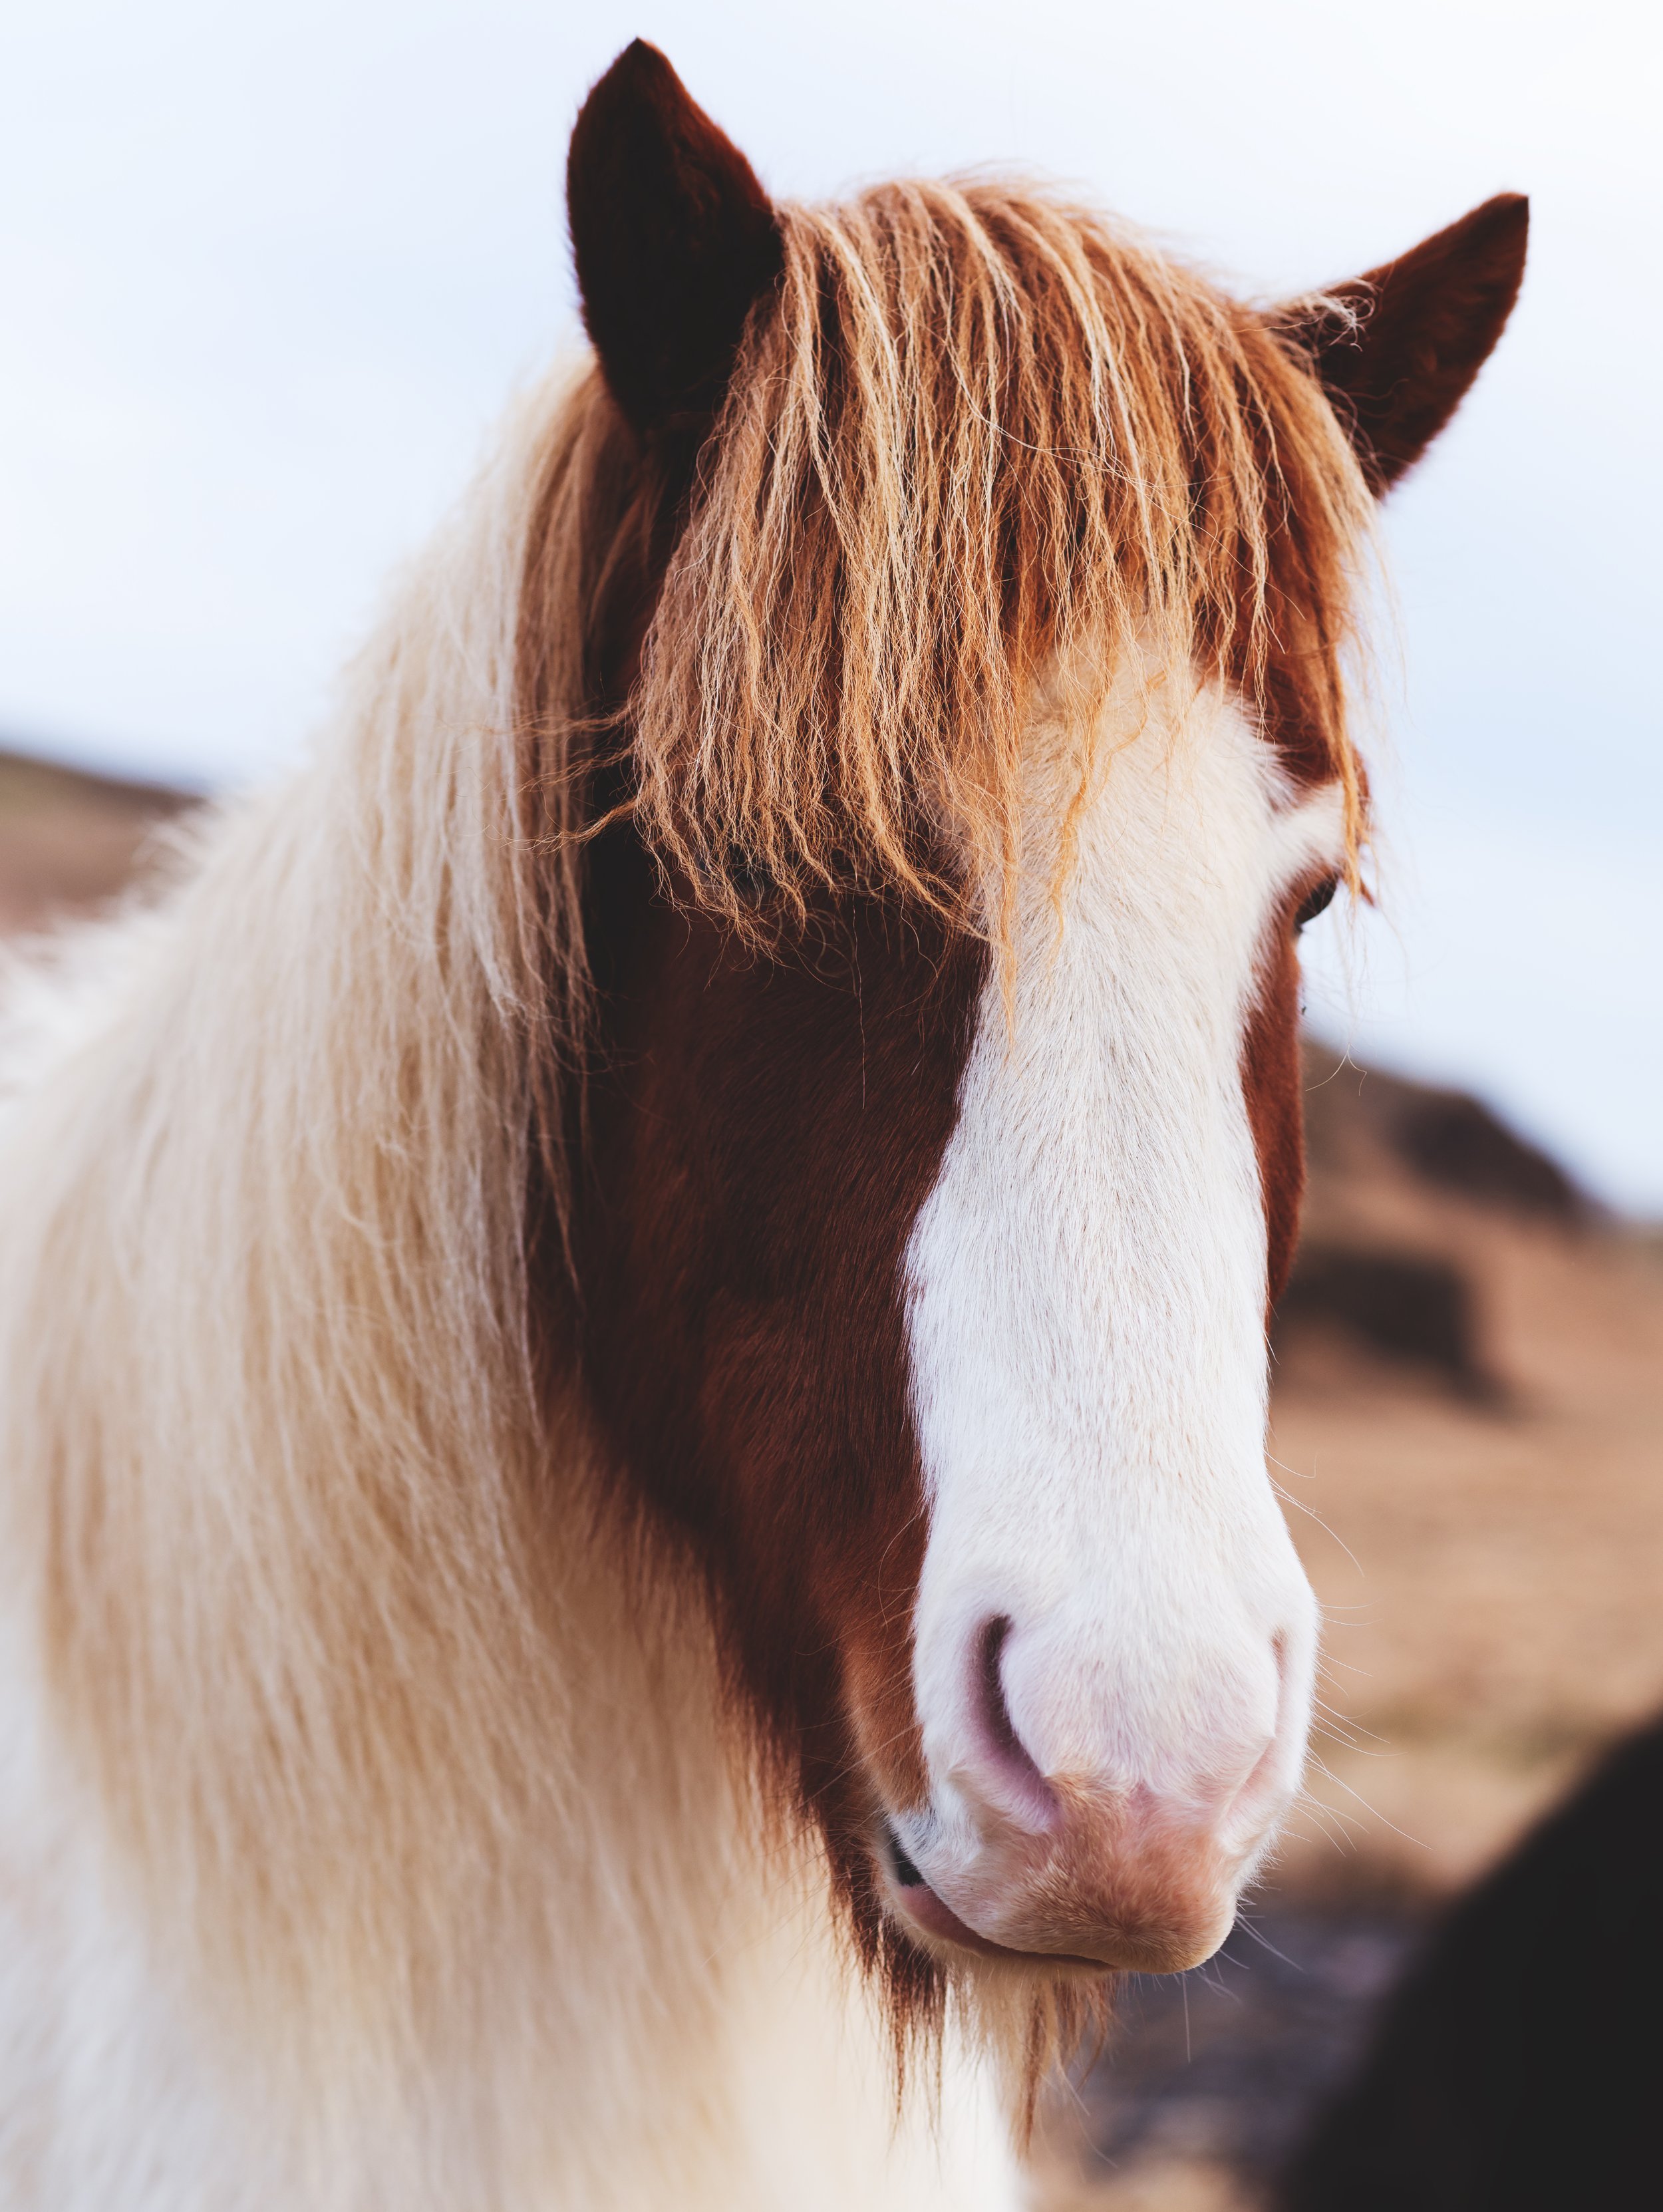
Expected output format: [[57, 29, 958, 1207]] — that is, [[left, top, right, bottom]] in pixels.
[[969, 1616, 1058, 1831], [978, 1617, 1021, 1761]]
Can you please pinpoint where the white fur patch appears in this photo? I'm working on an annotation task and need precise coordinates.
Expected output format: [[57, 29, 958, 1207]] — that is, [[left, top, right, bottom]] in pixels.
[[903, 673, 1345, 1878]]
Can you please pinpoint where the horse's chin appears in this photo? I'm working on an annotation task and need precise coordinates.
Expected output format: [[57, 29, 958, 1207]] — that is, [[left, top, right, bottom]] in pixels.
[[881, 1867, 1118, 1979], [871, 1810, 1242, 1981]]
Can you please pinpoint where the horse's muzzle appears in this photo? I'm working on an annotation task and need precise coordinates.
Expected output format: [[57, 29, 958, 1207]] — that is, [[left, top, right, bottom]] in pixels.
[[870, 1604, 1312, 1975]]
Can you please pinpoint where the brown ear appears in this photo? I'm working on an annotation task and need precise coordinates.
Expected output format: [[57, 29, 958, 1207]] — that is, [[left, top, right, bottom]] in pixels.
[[1279, 194, 1529, 493], [567, 41, 784, 442]]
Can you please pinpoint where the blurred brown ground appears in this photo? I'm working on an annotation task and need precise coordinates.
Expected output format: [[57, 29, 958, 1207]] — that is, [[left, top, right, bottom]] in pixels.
[[3, 750, 1659, 2206]]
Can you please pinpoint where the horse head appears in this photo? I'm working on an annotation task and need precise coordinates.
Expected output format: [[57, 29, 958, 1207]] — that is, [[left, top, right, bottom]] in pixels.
[[539, 41, 1525, 2027]]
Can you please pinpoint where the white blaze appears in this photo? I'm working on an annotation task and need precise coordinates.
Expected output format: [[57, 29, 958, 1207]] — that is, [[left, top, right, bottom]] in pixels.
[[904, 672, 1345, 1869]]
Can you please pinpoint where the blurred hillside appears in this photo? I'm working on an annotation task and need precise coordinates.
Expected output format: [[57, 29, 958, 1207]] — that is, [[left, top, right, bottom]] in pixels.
[[0, 747, 194, 933], [3, 748, 1660, 2208]]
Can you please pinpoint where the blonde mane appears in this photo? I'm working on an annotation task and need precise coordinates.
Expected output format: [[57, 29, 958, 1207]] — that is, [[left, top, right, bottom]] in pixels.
[[1, 398, 744, 2160]]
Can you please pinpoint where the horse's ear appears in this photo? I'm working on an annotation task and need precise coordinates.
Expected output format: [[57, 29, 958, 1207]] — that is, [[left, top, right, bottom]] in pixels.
[[567, 41, 784, 441], [1279, 194, 1529, 494]]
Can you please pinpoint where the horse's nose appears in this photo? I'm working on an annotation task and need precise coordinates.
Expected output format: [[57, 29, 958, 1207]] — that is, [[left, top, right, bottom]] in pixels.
[[887, 1606, 1311, 1972]]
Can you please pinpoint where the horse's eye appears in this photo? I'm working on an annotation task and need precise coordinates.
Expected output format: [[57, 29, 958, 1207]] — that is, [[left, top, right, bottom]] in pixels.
[[1294, 874, 1339, 930]]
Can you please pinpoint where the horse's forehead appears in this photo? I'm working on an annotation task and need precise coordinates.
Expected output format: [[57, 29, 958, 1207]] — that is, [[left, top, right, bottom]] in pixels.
[[1006, 657, 1346, 907]]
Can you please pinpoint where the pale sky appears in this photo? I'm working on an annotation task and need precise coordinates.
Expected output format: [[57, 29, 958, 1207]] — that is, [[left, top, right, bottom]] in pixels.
[[1, 0, 1658, 1207]]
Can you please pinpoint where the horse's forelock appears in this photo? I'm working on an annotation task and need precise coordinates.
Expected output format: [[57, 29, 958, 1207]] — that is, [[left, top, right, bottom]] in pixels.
[[519, 183, 1376, 955], [627, 181, 1376, 944]]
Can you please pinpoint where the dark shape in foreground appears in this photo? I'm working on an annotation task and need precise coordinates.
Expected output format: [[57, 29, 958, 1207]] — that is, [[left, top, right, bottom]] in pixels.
[[1072, 1903, 1422, 2185], [1281, 1715, 1663, 2212]]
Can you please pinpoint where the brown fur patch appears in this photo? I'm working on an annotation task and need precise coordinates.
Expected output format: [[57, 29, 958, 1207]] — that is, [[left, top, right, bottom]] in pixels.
[[1243, 889, 1314, 1316], [567, 832, 984, 1897]]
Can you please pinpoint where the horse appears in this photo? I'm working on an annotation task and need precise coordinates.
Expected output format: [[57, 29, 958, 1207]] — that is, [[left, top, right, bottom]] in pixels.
[[0, 41, 1525, 2210]]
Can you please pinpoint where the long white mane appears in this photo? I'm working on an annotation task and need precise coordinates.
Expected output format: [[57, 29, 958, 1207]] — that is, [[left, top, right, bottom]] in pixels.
[[0, 380, 781, 2201]]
